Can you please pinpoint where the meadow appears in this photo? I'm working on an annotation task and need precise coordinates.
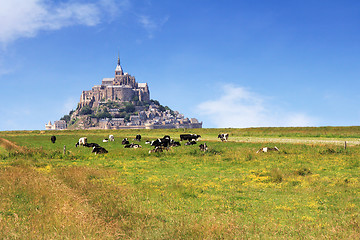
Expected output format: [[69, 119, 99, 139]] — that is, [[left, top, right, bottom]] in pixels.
[[0, 127, 359, 239]]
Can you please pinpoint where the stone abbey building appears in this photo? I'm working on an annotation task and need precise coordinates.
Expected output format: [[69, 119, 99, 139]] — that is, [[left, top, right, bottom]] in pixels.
[[79, 57, 150, 109], [46, 56, 202, 130]]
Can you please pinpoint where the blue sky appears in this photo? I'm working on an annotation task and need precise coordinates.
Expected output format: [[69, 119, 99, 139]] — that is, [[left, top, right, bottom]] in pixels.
[[1, 0, 360, 130]]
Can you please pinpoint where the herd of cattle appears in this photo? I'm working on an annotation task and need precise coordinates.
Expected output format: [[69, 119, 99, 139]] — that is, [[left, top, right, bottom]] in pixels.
[[50, 133, 208, 155], [50, 133, 278, 155]]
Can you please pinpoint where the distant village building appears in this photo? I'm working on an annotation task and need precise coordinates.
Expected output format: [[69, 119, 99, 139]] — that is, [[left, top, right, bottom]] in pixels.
[[45, 120, 67, 130]]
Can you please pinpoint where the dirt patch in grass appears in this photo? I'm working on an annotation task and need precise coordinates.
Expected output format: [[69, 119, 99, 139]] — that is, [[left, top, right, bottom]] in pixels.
[[232, 136, 359, 146], [0, 138, 25, 152]]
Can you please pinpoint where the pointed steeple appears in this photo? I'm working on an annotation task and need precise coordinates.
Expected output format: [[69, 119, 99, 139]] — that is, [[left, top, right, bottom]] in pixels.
[[115, 54, 123, 76]]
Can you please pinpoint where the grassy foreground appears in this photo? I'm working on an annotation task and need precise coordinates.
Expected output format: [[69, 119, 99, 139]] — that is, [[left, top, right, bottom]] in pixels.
[[0, 127, 359, 239]]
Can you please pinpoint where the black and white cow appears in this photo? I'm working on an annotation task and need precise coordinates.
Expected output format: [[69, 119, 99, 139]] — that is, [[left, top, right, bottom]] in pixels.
[[150, 135, 171, 148], [218, 133, 229, 142], [135, 134, 141, 141], [199, 143, 208, 152], [180, 134, 201, 142], [75, 137, 87, 147], [148, 146, 165, 153], [109, 135, 115, 141], [256, 146, 279, 153], [92, 146, 108, 155], [184, 140, 197, 146], [148, 135, 172, 153], [124, 143, 142, 149], [50, 135, 56, 144], [122, 138, 130, 145], [169, 139, 181, 147], [83, 142, 100, 148]]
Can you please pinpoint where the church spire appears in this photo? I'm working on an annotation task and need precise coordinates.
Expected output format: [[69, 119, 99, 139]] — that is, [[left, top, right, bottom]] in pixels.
[[115, 54, 123, 76]]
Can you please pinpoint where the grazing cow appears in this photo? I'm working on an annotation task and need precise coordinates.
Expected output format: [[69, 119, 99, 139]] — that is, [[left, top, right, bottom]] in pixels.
[[75, 137, 87, 147], [185, 140, 197, 146], [124, 143, 142, 149], [150, 139, 163, 147], [180, 134, 201, 142], [151, 136, 171, 148], [83, 142, 100, 148], [103, 138, 109, 143], [92, 146, 108, 155], [109, 135, 115, 141], [256, 146, 279, 153], [199, 143, 208, 152], [50, 135, 56, 144], [218, 133, 229, 142], [149, 135, 173, 153], [135, 134, 141, 141], [122, 138, 130, 145]]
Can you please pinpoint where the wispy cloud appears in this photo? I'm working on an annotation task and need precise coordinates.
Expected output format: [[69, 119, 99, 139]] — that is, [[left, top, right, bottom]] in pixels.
[[196, 84, 317, 128], [138, 14, 169, 38], [99, 0, 130, 21], [0, 0, 127, 45]]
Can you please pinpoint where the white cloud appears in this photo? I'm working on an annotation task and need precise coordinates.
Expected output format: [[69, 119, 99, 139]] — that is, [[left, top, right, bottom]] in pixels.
[[138, 14, 169, 38], [99, 0, 130, 21], [0, 0, 126, 45], [196, 84, 316, 128]]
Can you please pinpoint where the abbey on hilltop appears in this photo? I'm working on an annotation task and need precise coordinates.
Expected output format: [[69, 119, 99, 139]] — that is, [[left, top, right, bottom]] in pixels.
[[79, 56, 150, 109], [46, 56, 202, 130]]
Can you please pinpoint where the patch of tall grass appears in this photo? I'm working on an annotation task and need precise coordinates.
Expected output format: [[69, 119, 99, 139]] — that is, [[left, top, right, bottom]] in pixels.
[[0, 166, 120, 239]]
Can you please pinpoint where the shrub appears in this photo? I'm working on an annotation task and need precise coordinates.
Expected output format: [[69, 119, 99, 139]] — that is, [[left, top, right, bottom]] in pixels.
[[125, 103, 135, 113], [60, 114, 70, 123], [79, 106, 92, 115]]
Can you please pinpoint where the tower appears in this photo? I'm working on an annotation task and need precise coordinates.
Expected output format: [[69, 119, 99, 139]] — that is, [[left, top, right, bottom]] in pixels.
[[115, 55, 123, 77]]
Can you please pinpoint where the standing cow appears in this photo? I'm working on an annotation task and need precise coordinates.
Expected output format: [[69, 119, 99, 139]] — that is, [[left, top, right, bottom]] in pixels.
[[50, 136, 56, 144], [109, 135, 115, 141], [75, 137, 87, 147], [218, 133, 229, 142], [199, 143, 208, 152], [180, 134, 201, 142], [135, 134, 141, 141]]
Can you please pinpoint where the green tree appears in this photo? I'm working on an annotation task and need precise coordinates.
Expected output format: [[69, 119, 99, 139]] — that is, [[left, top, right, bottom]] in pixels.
[[60, 115, 70, 123], [79, 105, 92, 115], [159, 105, 166, 112], [96, 108, 112, 119], [124, 114, 131, 122], [125, 103, 135, 113], [150, 99, 160, 106]]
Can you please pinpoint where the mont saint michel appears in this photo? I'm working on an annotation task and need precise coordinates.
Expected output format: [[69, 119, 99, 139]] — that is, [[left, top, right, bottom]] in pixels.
[[46, 57, 202, 130]]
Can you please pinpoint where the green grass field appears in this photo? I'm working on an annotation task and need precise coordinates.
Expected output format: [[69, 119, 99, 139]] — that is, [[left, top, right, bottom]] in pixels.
[[0, 127, 359, 239]]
